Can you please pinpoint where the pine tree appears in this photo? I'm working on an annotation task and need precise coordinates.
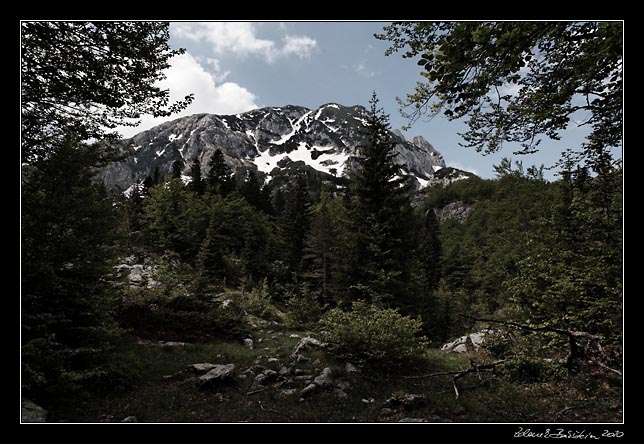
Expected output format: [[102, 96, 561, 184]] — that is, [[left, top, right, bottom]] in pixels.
[[343, 93, 414, 306], [303, 192, 339, 305], [419, 208, 442, 291], [280, 174, 311, 276], [171, 159, 183, 179], [195, 215, 227, 291], [207, 149, 234, 196], [191, 157, 204, 195], [240, 169, 263, 210], [22, 134, 122, 399]]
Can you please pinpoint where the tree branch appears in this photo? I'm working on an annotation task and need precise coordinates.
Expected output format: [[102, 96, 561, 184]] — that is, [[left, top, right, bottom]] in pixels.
[[403, 359, 507, 399]]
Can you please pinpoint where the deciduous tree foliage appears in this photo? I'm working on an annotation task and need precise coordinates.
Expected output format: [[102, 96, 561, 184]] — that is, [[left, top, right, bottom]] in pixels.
[[21, 21, 193, 162], [376, 22, 622, 157]]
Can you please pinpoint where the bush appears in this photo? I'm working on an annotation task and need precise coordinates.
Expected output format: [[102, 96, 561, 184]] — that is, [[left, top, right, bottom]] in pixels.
[[498, 354, 565, 383], [320, 301, 428, 367], [285, 283, 323, 328]]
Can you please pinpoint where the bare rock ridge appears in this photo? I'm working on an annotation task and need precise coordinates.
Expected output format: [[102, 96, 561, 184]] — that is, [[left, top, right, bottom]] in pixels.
[[98, 103, 474, 192]]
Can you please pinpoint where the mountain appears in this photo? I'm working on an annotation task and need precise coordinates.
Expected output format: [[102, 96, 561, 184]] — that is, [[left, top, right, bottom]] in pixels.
[[97, 103, 473, 192]]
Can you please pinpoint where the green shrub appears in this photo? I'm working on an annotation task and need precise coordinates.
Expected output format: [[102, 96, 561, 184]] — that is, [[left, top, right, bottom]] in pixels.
[[498, 354, 565, 383], [285, 283, 323, 328], [320, 301, 428, 367]]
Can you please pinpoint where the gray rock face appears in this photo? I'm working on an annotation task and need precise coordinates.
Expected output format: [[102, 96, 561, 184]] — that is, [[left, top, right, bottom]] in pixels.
[[424, 167, 477, 189], [98, 103, 463, 192], [437, 200, 474, 223], [22, 399, 47, 423], [199, 364, 236, 384], [441, 330, 492, 353], [114, 261, 159, 289]]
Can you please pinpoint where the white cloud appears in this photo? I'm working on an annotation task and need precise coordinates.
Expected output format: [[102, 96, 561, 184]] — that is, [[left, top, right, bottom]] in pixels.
[[200, 57, 230, 82], [171, 22, 318, 63], [353, 61, 378, 78], [116, 52, 257, 138], [281, 35, 317, 59]]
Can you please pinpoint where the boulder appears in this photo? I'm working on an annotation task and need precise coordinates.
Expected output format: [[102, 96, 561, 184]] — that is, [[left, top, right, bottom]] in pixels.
[[278, 366, 292, 377], [21, 399, 47, 423], [242, 338, 254, 349], [189, 363, 217, 373], [384, 393, 427, 410], [345, 362, 359, 374], [121, 416, 138, 423], [279, 388, 298, 398], [313, 367, 334, 388], [199, 364, 236, 385], [300, 383, 318, 397], [292, 336, 326, 356], [251, 369, 279, 389], [398, 418, 427, 423], [441, 329, 492, 353]]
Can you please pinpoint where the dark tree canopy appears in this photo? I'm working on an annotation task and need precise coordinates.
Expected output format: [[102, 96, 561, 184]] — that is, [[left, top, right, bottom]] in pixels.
[[21, 21, 193, 162], [376, 22, 623, 157]]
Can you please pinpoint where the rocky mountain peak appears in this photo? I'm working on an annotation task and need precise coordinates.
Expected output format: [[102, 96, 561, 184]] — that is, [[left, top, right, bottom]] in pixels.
[[97, 103, 473, 192]]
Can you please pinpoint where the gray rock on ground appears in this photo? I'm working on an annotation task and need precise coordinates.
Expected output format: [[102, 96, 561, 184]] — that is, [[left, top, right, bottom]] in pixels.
[[22, 399, 47, 423], [189, 363, 218, 373], [121, 416, 138, 423], [441, 329, 492, 353], [291, 336, 326, 360], [199, 364, 236, 385]]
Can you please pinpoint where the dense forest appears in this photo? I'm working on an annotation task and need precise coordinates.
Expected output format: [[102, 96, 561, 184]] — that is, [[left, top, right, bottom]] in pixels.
[[21, 21, 622, 423]]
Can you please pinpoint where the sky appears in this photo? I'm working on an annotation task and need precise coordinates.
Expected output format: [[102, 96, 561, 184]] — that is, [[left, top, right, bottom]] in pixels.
[[118, 22, 595, 180]]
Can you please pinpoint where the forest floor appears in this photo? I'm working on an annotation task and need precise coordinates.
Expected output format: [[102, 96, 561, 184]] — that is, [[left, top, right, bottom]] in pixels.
[[48, 321, 623, 423]]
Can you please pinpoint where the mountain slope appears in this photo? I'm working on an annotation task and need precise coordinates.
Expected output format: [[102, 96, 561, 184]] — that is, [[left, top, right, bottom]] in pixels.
[[98, 103, 471, 191]]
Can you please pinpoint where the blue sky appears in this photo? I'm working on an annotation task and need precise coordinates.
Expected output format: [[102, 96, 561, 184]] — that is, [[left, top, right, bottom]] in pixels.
[[119, 21, 595, 180]]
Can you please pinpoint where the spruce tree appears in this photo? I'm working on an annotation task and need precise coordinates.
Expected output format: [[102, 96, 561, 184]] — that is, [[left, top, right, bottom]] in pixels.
[[22, 134, 122, 399], [303, 192, 339, 305], [207, 149, 234, 196], [240, 169, 263, 210], [280, 174, 312, 276], [171, 159, 183, 179], [190, 157, 204, 195], [419, 208, 442, 291], [343, 93, 414, 306]]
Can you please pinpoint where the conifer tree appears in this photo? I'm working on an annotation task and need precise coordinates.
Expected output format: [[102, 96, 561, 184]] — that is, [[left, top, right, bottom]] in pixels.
[[207, 149, 234, 196], [171, 159, 183, 179], [343, 93, 414, 306], [280, 174, 312, 276], [22, 134, 122, 399], [191, 157, 204, 195]]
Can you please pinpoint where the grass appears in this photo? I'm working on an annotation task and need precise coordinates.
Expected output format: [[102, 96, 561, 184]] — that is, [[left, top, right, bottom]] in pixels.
[[46, 327, 622, 423]]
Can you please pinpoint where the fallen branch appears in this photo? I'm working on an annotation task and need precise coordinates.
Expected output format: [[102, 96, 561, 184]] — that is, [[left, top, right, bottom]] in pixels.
[[258, 401, 279, 414], [403, 359, 507, 399], [459, 314, 618, 372], [246, 387, 268, 396]]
